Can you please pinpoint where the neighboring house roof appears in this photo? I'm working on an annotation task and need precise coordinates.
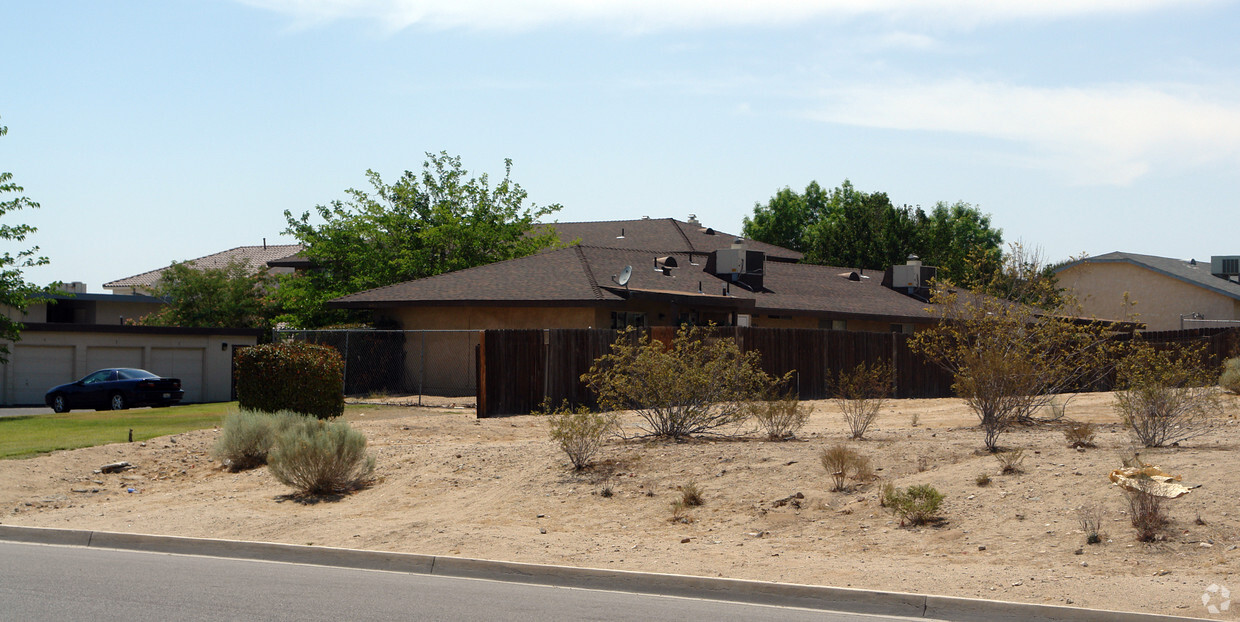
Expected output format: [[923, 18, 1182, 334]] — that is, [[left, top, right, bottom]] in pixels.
[[536, 218, 804, 262], [104, 244, 304, 289], [1056, 251, 1240, 302], [332, 246, 932, 323]]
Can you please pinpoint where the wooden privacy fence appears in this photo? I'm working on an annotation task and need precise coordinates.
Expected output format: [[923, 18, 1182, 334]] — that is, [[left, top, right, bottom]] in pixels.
[[475, 326, 1240, 417], [476, 327, 954, 417]]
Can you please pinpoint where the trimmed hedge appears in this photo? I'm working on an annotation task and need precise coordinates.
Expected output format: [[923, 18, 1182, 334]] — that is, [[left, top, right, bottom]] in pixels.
[[235, 342, 344, 419]]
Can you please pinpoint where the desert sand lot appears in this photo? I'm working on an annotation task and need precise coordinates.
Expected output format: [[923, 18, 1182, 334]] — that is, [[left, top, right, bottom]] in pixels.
[[2, 391, 1238, 618]]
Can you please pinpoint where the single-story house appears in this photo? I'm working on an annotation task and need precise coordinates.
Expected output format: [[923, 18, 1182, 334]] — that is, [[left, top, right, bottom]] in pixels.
[[104, 242, 303, 296], [1055, 252, 1240, 331], [331, 217, 934, 333]]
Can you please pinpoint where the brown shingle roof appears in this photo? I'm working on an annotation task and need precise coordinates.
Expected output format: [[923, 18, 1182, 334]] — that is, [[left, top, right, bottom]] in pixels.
[[332, 246, 933, 322], [537, 218, 803, 262], [104, 244, 304, 289]]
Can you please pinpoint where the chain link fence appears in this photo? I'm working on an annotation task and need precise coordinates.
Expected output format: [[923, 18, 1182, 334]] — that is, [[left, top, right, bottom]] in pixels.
[[274, 329, 480, 403]]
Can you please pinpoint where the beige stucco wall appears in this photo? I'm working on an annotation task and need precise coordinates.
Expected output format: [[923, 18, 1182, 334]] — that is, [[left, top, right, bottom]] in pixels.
[[0, 328, 259, 405], [1058, 261, 1240, 331]]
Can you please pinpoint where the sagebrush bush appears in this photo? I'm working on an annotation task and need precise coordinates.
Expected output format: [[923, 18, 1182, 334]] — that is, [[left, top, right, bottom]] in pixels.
[[819, 444, 872, 492], [544, 400, 616, 470], [679, 481, 704, 507], [832, 361, 892, 440], [1115, 343, 1220, 447], [1125, 489, 1167, 542], [1221, 356, 1240, 394], [1077, 504, 1105, 544], [1063, 422, 1097, 448], [583, 325, 770, 439], [994, 448, 1025, 474], [212, 410, 305, 471], [745, 379, 810, 440], [235, 341, 345, 419], [267, 417, 375, 495], [883, 484, 943, 526]]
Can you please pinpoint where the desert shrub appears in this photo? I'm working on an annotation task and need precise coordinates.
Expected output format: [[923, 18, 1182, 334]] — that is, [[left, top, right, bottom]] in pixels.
[[883, 484, 943, 526], [1115, 342, 1221, 447], [212, 410, 305, 471], [909, 246, 1117, 452], [544, 400, 617, 470], [832, 361, 892, 440], [1125, 489, 1167, 542], [975, 472, 991, 487], [679, 481, 704, 507], [583, 325, 770, 439], [1063, 422, 1097, 448], [235, 341, 345, 419], [994, 448, 1025, 474], [745, 376, 810, 440], [1221, 356, 1240, 394], [1076, 504, 1105, 544], [819, 444, 872, 492], [267, 417, 375, 495]]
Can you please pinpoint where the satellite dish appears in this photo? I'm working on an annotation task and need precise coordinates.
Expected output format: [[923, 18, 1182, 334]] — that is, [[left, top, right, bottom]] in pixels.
[[613, 265, 633, 287]]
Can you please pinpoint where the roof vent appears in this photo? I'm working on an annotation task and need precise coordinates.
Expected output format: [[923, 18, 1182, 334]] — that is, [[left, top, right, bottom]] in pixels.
[[616, 228, 625, 239], [654, 256, 679, 274], [641, 215, 650, 220], [687, 214, 700, 226]]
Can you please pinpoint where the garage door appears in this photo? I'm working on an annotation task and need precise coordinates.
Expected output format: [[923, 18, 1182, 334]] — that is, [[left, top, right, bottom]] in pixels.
[[150, 348, 204, 402], [85, 347, 143, 373], [8, 345, 75, 405]]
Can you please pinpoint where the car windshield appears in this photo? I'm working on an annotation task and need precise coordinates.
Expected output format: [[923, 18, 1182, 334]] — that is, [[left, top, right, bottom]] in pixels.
[[81, 370, 115, 384], [118, 369, 159, 380]]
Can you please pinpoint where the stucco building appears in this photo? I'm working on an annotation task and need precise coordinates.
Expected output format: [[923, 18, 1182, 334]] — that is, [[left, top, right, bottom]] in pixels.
[[1055, 252, 1240, 331]]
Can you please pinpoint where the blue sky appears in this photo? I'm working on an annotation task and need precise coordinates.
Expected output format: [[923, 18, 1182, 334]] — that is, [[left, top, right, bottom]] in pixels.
[[3, 0, 1239, 291]]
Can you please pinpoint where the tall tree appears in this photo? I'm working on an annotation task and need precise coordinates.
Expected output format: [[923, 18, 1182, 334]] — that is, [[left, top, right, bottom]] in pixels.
[[0, 118, 49, 362], [744, 180, 1003, 285], [279, 152, 562, 327], [135, 260, 277, 330]]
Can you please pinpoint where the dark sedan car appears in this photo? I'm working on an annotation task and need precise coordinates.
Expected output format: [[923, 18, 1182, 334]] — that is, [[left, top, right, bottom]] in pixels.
[[45, 368, 184, 413]]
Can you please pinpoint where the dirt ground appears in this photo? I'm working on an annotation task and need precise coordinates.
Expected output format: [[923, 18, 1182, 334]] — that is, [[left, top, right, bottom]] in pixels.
[[2, 391, 1238, 618]]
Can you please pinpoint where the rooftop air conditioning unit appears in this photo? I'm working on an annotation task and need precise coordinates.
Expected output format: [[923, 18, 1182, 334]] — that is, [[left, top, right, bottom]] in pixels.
[[1211, 256, 1240, 283]]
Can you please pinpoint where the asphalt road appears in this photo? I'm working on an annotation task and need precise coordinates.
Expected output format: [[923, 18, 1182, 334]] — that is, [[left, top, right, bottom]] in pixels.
[[0, 542, 921, 622]]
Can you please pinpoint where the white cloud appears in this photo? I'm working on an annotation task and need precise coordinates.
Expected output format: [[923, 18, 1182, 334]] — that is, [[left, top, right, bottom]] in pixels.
[[237, 0, 1216, 32], [808, 80, 1240, 185]]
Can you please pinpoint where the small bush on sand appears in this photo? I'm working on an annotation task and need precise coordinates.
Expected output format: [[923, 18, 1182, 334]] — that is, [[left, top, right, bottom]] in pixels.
[[544, 400, 617, 470], [832, 361, 892, 440], [1115, 342, 1221, 447], [745, 378, 810, 441], [1076, 504, 1105, 544], [994, 448, 1025, 474], [1221, 356, 1240, 394], [1125, 489, 1168, 542], [1063, 422, 1097, 448], [212, 410, 305, 472], [819, 444, 872, 492], [883, 484, 944, 526], [679, 481, 704, 507], [975, 472, 991, 487], [267, 418, 375, 495], [583, 325, 770, 439]]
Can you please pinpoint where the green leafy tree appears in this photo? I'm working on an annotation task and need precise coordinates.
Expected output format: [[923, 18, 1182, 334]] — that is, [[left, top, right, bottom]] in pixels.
[[740, 181, 829, 252], [279, 152, 562, 327], [743, 180, 1003, 285], [135, 260, 277, 329], [0, 118, 49, 362], [918, 202, 1003, 286]]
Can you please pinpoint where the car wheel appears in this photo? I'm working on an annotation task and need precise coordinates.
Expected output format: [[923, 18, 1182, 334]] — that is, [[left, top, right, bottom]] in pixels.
[[50, 394, 69, 413], [109, 393, 126, 411]]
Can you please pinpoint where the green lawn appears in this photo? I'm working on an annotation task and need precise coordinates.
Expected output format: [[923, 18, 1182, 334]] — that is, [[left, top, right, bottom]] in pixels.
[[0, 402, 240, 460]]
